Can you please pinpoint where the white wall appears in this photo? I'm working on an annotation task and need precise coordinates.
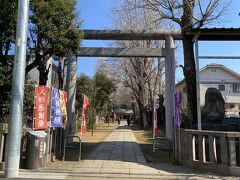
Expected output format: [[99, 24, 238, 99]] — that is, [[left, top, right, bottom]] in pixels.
[[28, 66, 39, 84], [199, 67, 240, 105], [200, 67, 240, 83], [176, 66, 240, 114], [199, 84, 240, 104]]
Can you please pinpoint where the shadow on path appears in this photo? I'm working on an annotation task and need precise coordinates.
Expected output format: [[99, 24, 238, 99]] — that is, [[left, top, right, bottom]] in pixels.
[[57, 123, 226, 178]]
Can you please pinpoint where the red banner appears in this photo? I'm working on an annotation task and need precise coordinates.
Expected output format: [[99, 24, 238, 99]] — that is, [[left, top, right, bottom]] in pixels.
[[64, 92, 68, 105], [153, 99, 158, 138], [34, 86, 49, 130], [153, 109, 158, 137], [81, 95, 89, 135]]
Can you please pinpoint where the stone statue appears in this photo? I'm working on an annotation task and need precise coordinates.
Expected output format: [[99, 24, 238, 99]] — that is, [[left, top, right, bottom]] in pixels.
[[201, 88, 225, 124]]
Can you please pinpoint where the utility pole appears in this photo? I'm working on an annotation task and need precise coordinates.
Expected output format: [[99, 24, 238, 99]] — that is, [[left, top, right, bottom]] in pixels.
[[4, 0, 30, 178]]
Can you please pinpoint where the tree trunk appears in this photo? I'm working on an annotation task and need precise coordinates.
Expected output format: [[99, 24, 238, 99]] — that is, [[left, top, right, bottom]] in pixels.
[[182, 35, 197, 128], [132, 101, 136, 123], [0, 41, 9, 66], [181, 0, 197, 129], [58, 61, 63, 89], [38, 61, 50, 86], [137, 100, 147, 129]]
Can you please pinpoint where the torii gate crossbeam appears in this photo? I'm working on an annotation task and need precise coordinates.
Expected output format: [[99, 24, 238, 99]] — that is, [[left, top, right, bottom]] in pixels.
[[77, 47, 166, 58]]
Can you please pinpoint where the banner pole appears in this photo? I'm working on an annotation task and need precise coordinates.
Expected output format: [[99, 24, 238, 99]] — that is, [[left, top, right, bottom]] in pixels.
[[47, 87, 53, 161]]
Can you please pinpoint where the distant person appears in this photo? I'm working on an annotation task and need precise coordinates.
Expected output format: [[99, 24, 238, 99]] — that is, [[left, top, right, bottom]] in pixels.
[[117, 117, 121, 125], [127, 117, 131, 126]]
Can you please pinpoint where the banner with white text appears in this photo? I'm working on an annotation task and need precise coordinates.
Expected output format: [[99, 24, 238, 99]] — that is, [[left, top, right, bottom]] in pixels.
[[51, 88, 63, 128], [34, 86, 49, 130]]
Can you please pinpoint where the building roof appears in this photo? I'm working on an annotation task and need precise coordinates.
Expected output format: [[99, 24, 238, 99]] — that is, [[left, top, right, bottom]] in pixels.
[[176, 63, 240, 87], [175, 79, 185, 86], [200, 63, 240, 79]]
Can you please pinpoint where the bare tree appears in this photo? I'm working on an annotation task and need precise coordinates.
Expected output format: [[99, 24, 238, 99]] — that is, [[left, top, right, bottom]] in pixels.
[[135, 0, 231, 128], [107, 0, 166, 129], [96, 59, 134, 113]]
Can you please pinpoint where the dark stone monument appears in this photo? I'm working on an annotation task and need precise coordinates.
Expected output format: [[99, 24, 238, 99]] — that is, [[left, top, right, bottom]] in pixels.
[[201, 88, 225, 124], [200, 88, 240, 132]]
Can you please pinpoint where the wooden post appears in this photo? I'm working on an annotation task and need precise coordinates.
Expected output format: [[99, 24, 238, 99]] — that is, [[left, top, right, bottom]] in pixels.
[[165, 35, 175, 143]]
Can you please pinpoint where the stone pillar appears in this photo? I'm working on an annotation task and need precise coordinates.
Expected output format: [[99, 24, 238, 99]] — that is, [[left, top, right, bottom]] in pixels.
[[165, 35, 175, 143], [65, 54, 77, 135]]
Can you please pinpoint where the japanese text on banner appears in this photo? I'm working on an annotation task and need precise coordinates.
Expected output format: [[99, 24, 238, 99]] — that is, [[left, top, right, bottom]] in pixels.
[[59, 90, 67, 126], [175, 92, 182, 128], [34, 86, 49, 130], [51, 88, 63, 127]]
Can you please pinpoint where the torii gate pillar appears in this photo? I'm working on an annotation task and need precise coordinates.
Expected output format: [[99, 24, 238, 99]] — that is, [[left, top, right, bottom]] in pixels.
[[65, 54, 77, 135], [165, 35, 175, 143]]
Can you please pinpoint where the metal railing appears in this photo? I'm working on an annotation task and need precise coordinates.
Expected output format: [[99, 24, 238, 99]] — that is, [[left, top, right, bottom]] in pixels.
[[150, 137, 171, 162], [63, 135, 81, 162]]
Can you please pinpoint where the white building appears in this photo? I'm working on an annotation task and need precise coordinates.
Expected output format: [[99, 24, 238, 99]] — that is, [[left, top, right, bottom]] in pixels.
[[176, 64, 240, 116]]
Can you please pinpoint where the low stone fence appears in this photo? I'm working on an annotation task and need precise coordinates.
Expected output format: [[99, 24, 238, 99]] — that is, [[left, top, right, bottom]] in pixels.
[[175, 128, 240, 176]]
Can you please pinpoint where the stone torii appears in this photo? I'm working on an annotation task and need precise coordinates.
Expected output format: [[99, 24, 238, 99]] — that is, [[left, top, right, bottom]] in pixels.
[[65, 29, 181, 142]]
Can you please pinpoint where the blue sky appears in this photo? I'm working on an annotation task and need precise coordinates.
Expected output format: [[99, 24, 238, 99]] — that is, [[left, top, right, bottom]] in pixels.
[[77, 0, 240, 81]]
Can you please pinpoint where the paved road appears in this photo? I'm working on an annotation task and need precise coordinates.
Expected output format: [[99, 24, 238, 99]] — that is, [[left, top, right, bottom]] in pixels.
[[14, 122, 234, 179]]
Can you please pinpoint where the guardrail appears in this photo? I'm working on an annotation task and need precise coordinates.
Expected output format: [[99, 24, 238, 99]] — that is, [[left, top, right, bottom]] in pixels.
[[175, 128, 240, 176], [63, 135, 81, 161]]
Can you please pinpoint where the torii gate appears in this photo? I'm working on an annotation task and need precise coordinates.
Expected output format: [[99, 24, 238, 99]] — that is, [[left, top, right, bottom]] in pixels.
[[65, 30, 180, 142]]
